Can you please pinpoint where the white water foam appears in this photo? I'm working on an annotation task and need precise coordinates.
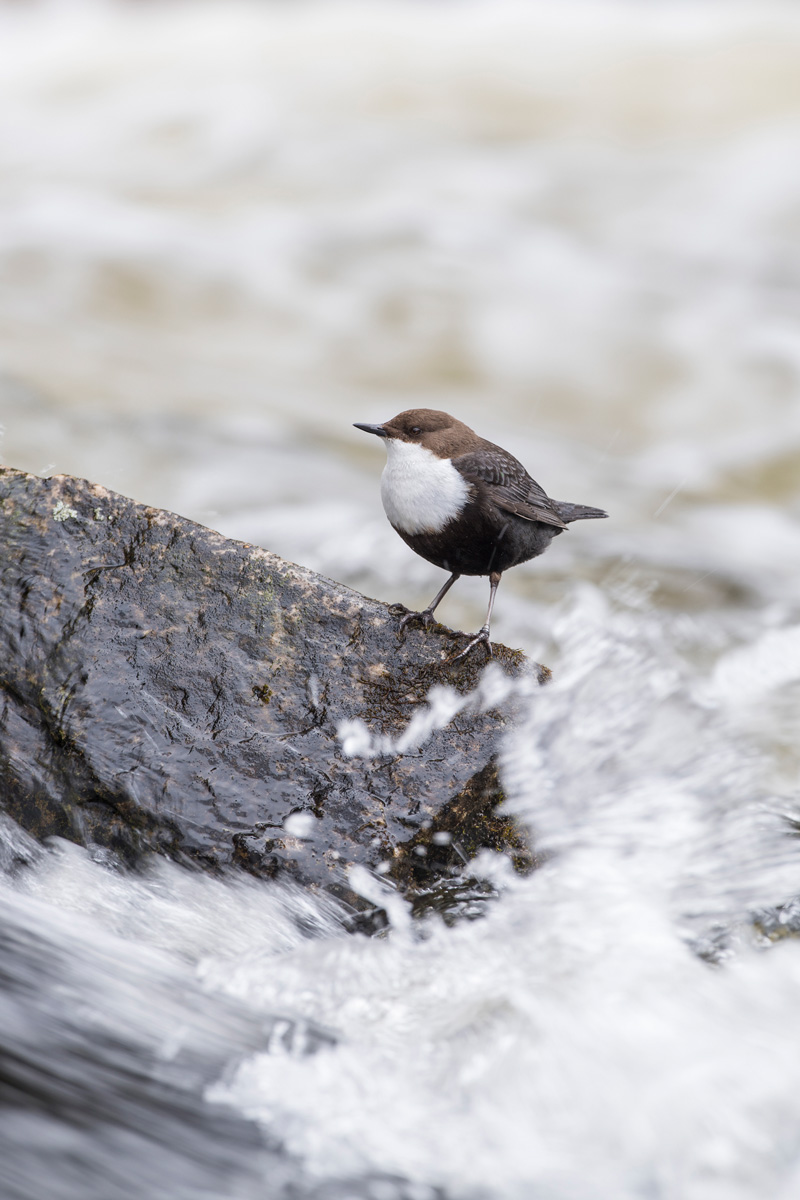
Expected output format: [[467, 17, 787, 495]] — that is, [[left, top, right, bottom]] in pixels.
[[3, 583, 800, 1197], [200, 592, 800, 1198]]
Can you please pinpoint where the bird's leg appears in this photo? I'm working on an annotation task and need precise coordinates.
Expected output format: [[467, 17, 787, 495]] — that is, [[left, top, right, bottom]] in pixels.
[[397, 572, 461, 634], [447, 572, 501, 663]]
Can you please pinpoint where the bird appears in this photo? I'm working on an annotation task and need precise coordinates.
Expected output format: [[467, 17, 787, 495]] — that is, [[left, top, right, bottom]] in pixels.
[[354, 408, 607, 661]]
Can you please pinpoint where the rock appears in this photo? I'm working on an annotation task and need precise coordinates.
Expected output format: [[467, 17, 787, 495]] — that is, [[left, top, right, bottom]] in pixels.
[[0, 468, 543, 907]]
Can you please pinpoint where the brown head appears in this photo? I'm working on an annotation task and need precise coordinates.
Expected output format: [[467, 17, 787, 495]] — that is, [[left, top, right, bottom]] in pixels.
[[353, 409, 481, 459]]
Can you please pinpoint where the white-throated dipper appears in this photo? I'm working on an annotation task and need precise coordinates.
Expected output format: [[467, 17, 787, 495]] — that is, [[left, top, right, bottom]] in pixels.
[[354, 408, 607, 661]]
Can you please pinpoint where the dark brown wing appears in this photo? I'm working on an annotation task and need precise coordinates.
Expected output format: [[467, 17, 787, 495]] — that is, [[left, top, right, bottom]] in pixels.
[[453, 443, 567, 529]]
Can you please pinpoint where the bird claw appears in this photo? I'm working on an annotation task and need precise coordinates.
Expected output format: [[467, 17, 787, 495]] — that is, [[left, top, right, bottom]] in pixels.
[[445, 627, 493, 664], [392, 602, 493, 665], [396, 607, 435, 635]]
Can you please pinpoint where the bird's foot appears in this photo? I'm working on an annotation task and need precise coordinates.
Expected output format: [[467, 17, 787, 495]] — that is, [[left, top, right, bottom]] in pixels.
[[445, 626, 493, 664], [392, 605, 436, 635]]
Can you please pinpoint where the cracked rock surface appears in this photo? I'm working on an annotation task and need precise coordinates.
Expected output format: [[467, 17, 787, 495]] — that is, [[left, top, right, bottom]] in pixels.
[[0, 468, 538, 904]]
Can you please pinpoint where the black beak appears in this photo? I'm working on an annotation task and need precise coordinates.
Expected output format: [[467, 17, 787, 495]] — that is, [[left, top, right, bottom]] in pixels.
[[353, 422, 388, 438]]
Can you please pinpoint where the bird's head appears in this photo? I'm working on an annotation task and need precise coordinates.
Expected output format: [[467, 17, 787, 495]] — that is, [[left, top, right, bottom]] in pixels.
[[354, 409, 479, 458]]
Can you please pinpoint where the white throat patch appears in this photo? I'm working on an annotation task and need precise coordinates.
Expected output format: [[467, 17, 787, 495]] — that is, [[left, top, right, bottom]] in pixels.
[[380, 439, 470, 535]]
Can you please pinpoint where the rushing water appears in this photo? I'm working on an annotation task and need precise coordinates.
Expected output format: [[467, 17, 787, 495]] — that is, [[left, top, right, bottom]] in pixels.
[[3, 2, 800, 1197]]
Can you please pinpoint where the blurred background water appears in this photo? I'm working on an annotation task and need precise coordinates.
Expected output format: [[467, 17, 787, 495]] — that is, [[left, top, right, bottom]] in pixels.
[[2, 2, 800, 1197]]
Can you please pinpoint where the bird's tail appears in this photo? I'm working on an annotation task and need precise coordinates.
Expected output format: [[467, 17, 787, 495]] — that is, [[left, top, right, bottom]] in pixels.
[[555, 501, 608, 523]]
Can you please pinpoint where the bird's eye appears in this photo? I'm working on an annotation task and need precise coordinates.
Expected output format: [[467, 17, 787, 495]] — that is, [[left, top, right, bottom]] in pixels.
[[411, 426, 421, 435]]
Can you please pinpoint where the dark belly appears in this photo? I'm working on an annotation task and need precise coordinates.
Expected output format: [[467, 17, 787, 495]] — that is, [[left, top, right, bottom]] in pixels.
[[394, 503, 563, 576]]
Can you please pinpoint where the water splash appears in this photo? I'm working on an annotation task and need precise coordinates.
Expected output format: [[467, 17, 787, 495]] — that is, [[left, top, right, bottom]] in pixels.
[[338, 662, 531, 758], [205, 593, 800, 1198]]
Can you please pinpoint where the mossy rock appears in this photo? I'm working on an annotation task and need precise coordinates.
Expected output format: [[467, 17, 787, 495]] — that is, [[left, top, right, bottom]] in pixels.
[[0, 467, 544, 909]]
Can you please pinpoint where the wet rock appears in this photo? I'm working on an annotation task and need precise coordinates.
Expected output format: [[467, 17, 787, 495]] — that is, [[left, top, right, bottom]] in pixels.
[[0, 468, 543, 904]]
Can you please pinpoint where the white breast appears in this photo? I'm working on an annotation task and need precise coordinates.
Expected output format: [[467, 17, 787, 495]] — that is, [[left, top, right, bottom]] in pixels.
[[380, 439, 470, 535]]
